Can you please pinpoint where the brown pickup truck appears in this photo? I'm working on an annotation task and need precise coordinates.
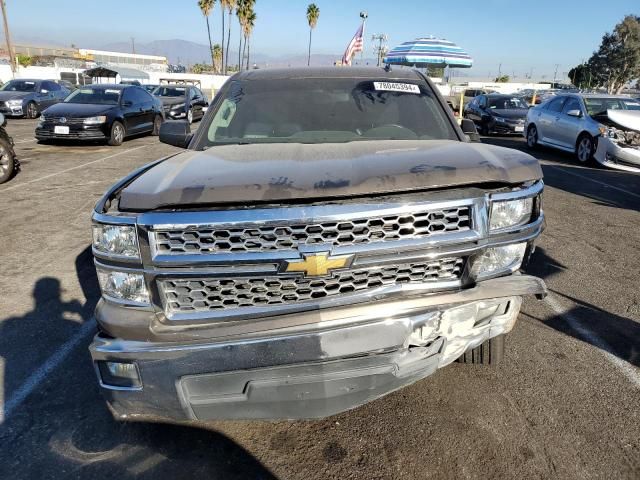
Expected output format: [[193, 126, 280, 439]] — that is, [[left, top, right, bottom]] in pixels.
[[90, 67, 546, 421]]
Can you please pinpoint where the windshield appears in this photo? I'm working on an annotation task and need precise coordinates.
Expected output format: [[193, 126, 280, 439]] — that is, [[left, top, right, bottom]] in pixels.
[[64, 88, 121, 105], [487, 96, 528, 110], [153, 86, 187, 97], [584, 97, 640, 116], [196, 78, 457, 149], [1, 80, 37, 92]]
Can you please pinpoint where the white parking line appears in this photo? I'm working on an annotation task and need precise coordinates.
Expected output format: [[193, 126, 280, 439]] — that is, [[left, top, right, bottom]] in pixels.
[[544, 294, 640, 388], [13, 138, 36, 144], [541, 161, 640, 200], [0, 144, 152, 193], [1, 319, 96, 424]]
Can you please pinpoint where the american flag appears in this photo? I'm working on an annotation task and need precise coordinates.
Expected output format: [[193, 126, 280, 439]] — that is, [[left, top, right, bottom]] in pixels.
[[342, 23, 365, 66]]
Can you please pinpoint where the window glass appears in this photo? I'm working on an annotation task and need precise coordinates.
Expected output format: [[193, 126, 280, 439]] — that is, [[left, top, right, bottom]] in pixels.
[[584, 97, 640, 115], [64, 87, 121, 105], [547, 97, 566, 113], [562, 98, 581, 114], [487, 96, 528, 110], [44, 81, 61, 92], [198, 78, 458, 149], [0, 80, 37, 92], [152, 86, 187, 97]]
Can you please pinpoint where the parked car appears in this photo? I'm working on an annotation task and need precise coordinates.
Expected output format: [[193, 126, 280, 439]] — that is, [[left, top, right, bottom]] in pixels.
[[525, 93, 640, 168], [151, 84, 208, 123], [89, 67, 546, 422], [464, 94, 529, 135], [446, 87, 495, 112], [142, 84, 159, 93], [35, 84, 164, 146], [0, 79, 70, 118], [0, 112, 19, 183]]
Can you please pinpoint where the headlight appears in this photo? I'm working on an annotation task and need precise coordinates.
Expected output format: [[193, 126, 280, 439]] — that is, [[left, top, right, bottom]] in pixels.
[[84, 115, 107, 125], [6, 99, 23, 107], [471, 243, 527, 280], [490, 197, 533, 231], [171, 104, 185, 111], [92, 224, 140, 258], [97, 268, 149, 304]]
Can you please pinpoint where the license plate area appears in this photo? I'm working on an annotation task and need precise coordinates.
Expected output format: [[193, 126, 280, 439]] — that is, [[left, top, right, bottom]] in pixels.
[[54, 126, 69, 134], [514, 126, 524, 132]]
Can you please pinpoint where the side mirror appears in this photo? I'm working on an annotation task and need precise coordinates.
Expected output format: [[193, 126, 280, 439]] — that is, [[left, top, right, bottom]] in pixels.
[[159, 120, 192, 148], [461, 118, 481, 143], [566, 109, 582, 118]]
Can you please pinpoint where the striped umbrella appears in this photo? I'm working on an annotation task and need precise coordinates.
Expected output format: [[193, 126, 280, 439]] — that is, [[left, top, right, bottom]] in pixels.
[[384, 37, 473, 68]]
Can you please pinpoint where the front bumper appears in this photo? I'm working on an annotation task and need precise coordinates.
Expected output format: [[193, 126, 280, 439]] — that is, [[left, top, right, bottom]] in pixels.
[[0, 104, 24, 116], [490, 120, 525, 135], [90, 274, 546, 421], [594, 137, 640, 173], [35, 125, 108, 141]]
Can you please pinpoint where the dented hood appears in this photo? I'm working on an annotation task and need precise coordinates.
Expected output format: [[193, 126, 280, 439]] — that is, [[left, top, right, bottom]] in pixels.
[[606, 109, 640, 131], [118, 140, 542, 211]]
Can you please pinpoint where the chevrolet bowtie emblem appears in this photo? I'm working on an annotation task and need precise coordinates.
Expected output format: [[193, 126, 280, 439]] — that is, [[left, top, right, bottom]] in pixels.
[[284, 252, 353, 277]]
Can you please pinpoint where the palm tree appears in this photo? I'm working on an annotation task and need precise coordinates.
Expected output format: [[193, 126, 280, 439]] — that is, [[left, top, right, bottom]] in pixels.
[[306, 4, 319, 67], [244, 10, 256, 70], [224, 0, 236, 74], [198, 0, 216, 68], [220, 0, 230, 73], [236, 0, 246, 71], [212, 44, 223, 73]]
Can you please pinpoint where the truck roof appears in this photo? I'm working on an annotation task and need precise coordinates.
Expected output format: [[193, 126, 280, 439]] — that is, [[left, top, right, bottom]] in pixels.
[[233, 67, 425, 82]]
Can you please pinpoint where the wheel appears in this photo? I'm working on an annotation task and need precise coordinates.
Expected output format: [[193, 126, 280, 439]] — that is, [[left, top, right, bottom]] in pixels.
[[187, 108, 194, 124], [456, 335, 505, 365], [151, 114, 163, 136], [0, 136, 17, 184], [25, 102, 38, 119], [526, 124, 538, 149], [108, 121, 125, 146], [575, 133, 595, 164]]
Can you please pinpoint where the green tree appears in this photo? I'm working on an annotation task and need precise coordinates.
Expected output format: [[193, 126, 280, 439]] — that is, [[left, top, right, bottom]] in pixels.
[[588, 15, 640, 93], [494, 75, 510, 83], [568, 63, 594, 89], [306, 4, 320, 67], [244, 9, 256, 69], [16, 54, 33, 67], [212, 44, 223, 73], [198, 0, 217, 69]]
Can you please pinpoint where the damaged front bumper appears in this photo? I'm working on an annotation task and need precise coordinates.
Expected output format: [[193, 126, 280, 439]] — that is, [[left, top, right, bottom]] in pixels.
[[90, 274, 546, 421], [595, 136, 640, 173]]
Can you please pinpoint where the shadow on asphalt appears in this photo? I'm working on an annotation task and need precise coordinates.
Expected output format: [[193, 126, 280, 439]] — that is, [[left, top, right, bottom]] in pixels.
[[1, 246, 277, 479], [526, 247, 640, 367]]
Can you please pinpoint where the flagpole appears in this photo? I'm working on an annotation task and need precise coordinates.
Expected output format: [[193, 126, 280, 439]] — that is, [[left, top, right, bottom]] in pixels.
[[359, 11, 368, 64]]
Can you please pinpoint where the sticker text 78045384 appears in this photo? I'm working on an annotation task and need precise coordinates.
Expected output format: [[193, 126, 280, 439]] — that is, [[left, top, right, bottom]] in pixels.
[[373, 82, 421, 94]]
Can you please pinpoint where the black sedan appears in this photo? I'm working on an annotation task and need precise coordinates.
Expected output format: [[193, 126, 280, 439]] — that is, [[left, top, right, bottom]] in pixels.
[[35, 84, 164, 146], [0, 79, 70, 118], [152, 84, 208, 123], [464, 94, 529, 135]]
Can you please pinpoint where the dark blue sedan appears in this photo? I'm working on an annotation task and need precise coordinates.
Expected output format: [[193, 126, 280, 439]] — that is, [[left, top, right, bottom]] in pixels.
[[0, 79, 70, 118]]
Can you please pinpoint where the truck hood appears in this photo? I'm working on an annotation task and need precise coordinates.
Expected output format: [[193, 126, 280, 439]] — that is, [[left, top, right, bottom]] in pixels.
[[118, 140, 543, 211]]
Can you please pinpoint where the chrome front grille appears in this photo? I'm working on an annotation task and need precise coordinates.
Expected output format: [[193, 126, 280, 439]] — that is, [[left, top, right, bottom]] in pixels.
[[151, 206, 471, 255], [160, 257, 464, 315]]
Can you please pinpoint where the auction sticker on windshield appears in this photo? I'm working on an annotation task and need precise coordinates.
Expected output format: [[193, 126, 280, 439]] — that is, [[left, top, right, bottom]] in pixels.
[[373, 82, 420, 94]]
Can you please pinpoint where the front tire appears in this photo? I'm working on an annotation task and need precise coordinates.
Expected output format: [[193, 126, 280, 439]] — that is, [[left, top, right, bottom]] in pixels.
[[108, 121, 125, 146], [526, 124, 538, 149], [456, 335, 505, 365], [25, 102, 38, 119], [0, 136, 17, 184], [151, 114, 163, 136], [576, 133, 595, 164]]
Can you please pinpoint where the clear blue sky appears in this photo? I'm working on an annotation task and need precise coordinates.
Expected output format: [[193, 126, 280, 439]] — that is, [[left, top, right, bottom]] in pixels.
[[3, 0, 639, 79]]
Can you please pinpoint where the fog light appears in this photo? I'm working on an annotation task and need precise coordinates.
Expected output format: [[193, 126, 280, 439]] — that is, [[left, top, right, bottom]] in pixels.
[[97, 361, 141, 389], [471, 243, 527, 280]]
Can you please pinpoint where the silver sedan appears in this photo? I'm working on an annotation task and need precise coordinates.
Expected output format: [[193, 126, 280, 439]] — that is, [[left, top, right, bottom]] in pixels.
[[523, 93, 640, 167]]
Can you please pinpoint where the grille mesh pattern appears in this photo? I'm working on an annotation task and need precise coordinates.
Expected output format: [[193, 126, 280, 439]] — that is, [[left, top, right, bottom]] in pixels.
[[160, 257, 464, 314], [44, 116, 86, 125], [153, 207, 471, 255]]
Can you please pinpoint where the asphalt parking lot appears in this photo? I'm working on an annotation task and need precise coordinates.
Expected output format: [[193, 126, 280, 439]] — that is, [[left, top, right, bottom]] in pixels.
[[0, 119, 639, 480]]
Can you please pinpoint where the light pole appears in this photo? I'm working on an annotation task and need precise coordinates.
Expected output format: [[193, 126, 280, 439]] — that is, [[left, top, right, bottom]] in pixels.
[[359, 11, 368, 63], [1, 0, 16, 76], [371, 33, 387, 67]]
